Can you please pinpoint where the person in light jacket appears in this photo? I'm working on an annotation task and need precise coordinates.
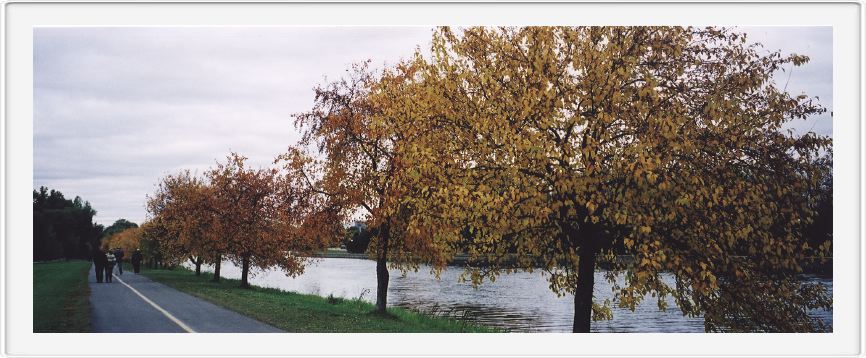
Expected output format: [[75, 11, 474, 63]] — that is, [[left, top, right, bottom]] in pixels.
[[105, 251, 116, 283], [114, 247, 125, 275]]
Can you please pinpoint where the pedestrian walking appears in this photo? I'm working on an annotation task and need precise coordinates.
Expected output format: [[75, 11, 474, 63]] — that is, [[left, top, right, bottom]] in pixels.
[[131, 249, 143, 274], [105, 250, 116, 283], [93, 248, 107, 283], [115, 247, 125, 275]]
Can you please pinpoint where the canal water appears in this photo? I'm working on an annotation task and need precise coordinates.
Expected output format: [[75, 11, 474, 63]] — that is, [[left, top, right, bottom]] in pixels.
[[193, 257, 832, 332]]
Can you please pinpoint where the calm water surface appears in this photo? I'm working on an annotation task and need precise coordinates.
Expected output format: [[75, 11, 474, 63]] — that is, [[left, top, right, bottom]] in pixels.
[[195, 257, 832, 332]]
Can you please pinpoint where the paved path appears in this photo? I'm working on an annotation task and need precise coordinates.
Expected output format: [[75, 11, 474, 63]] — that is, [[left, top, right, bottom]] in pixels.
[[88, 264, 283, 333]]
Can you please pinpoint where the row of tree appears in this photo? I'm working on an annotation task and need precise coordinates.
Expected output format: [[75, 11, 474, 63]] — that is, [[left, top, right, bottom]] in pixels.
[[101, 219, 187, 269], [137, 154, 333, 287], [140, 26, 832, 332], [33, 187, 104, 261], [33, 185, 153, 262]]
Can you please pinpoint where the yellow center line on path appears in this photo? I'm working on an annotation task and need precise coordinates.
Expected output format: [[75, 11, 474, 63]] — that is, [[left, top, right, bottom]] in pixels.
[[112, 274, 197, 333]]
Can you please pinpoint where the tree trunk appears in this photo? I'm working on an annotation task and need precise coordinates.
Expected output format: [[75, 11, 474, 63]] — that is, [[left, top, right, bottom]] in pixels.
[[195, 257, 203, 276], [375, 255, 389, 313], [189, 256, 203, 276], [573, 246, 596, 333], [572, 224, 599, 333], [240, 254, 251, 289], [375, 224, 390, 313], [212, 253, 222, 282]]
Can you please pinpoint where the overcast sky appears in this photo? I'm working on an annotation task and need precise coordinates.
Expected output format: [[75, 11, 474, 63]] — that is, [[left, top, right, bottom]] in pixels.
[[33, 27, 832, 226]]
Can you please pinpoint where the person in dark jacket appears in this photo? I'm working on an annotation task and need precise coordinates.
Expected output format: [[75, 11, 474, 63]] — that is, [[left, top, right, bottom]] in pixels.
[[114, 247, 125, 275], [131, 249, 143, 274], [93, 248, 107, 283]]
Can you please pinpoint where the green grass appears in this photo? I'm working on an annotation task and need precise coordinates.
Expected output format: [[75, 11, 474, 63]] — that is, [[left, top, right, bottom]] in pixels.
[[141, 268, 502, 333], [33, 260, 92, 332]]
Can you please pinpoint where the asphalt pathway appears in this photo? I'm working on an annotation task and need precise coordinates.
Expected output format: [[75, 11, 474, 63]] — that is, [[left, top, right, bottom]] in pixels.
[[88, 264, 283, 333]]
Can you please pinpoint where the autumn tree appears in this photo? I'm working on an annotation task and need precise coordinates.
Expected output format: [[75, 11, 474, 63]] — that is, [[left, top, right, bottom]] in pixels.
[[285, 60, 452, 313], [146, 171, 220, 276], [138, 217, 174, 269], [401, 26, 831, 332], [102, 219, 139, 240], [207, 152, 325, 288], [102, 226, 143, 255]]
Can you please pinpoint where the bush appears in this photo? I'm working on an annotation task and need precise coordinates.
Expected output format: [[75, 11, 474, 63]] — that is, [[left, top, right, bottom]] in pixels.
[[344, 226, 372, 254]]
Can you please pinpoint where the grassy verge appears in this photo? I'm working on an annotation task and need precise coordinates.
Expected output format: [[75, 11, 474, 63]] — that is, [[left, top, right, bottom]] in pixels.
[[141, 268, 501, 333], [33, 260, 92, 332]]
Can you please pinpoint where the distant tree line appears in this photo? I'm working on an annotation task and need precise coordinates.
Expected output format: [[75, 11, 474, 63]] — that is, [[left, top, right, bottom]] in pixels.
[[806, 154, 833, 250], [33, 186, 103, 261], [101, 219, 138, 241]]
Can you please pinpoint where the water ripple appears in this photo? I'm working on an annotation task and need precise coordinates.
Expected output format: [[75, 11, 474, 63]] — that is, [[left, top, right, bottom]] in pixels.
[[190, 258, 832, 333]]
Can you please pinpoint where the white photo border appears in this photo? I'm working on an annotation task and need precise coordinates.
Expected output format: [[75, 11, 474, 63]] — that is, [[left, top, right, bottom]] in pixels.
[[3, 1, 862, 357]]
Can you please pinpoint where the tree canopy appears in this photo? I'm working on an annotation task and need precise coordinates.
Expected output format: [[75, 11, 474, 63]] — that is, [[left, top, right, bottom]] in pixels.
[[33, 186, 104, 260], [144, 152, 331, 287], [389, 26, 831, 332], [102, 226, 142, 254], [101, 218, 139, 240], [283, 59, 456, 312]]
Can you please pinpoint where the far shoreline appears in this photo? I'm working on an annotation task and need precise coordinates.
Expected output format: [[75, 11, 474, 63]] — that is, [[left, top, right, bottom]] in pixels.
[[311, 249, 833, 276]]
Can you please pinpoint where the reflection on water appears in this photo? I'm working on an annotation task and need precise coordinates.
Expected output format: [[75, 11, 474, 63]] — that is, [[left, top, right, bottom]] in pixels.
[[193, 258, 832, 332]]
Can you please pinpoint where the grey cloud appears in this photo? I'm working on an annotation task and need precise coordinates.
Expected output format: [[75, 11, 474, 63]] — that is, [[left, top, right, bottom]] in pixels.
[[33, 26, 832, 226], [739, 26, 833, 136], [35, 26, 433, 225]]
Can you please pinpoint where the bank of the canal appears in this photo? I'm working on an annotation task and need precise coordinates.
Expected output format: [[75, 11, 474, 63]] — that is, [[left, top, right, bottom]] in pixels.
[[140, 267, 502, 333]]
